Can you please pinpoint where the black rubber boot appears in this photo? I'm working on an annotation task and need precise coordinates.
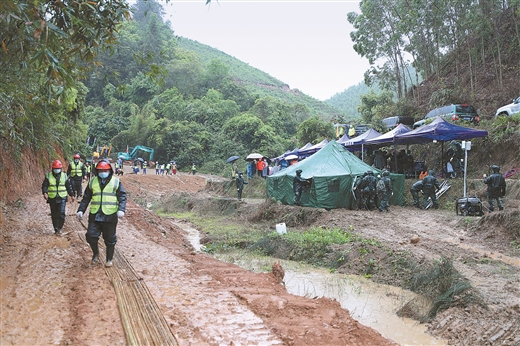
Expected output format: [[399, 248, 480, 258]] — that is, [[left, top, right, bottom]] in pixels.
[[90, 242, 99, 265], [105, 245, 115, 268]]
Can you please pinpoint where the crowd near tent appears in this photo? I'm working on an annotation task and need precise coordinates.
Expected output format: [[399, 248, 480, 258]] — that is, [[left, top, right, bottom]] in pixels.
[[267, 141, 405, 209]]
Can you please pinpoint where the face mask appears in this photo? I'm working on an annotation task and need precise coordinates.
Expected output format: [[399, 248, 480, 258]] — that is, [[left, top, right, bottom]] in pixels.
[[53, 169, 61, 174], [74, 159, 79, 164], [98, 172, 110, 179]]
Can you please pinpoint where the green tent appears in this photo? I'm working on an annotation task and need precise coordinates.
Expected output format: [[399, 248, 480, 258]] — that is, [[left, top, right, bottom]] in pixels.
[[266, 140, 405, 209]]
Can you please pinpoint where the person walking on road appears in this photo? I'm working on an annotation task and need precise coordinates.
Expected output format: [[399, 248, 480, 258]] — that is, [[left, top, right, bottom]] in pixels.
[[67, 153, 87, 200], [42, 160, 75, 235], [421, 170, 440, 209], [77, 159, 127, 268], [236, 172, 248, 200], [483, 165, 506, 212]]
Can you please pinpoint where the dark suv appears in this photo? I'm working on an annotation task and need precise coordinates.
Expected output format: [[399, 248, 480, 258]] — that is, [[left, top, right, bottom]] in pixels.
[[354, 124, 369, 136], [413, 104, 479, 128], [381, 116, 415, 131]]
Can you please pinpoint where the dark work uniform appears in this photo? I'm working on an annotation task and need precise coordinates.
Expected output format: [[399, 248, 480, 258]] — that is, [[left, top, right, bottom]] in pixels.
[[293, 173, 310, 206], [483, 171, 506, 211], [78, 169, 127, 264], [421, 172, 440, 209], [410, 180, 424, 208], [359, 172, 377, 210], [236, 174, 248, 200], [42, 172, 74, 234], [67, 160, 87, 198]]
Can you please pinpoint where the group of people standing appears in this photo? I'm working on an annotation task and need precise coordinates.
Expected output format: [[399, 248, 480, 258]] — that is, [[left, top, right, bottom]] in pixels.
[[352, 170, 393, 212], [154, 161, 177, 176], [42, 155, 127, 268]]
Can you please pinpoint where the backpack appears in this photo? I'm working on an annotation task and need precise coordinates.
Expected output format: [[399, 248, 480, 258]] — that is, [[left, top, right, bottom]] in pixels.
[[376, 178, 386, 193]]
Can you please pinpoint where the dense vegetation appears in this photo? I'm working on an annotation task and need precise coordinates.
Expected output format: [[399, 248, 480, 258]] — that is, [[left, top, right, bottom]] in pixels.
[[1, 0, 519, 184]]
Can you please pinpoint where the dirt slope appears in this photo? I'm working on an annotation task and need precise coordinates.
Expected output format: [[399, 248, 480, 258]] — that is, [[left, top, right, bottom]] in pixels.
[[0, 171, 395, 346]]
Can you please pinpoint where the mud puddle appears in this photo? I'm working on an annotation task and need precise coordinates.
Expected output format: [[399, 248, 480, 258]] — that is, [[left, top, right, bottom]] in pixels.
[[177, 223, 446, 345]]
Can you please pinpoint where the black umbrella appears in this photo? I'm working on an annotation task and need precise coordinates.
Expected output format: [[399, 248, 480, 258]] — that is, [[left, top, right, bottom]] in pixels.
[[226, 155, 240, 163], [262, 156, 272, 164]]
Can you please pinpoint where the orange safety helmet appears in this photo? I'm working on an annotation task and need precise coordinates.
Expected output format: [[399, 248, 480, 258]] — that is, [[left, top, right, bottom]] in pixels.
[[74, 154, 81, 159], [96, 161, 111, 170], [52, 160, 63, 169]]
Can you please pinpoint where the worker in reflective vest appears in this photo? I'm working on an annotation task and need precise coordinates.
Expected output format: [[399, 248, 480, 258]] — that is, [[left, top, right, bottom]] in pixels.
[[77, 159, 127, 268], [42, 160, 75, 235], [67, 153, 87, 199]]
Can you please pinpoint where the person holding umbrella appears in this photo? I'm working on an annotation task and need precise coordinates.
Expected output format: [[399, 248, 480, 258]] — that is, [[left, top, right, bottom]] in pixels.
[[226, 155, 240, 179]]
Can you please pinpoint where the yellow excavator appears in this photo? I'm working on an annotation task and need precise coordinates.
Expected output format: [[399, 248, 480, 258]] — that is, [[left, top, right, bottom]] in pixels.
[[93, 146, 112, 159]]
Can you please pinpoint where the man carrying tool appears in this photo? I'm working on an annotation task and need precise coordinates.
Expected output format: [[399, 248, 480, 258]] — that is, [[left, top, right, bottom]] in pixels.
[[77, 159, 127, 268], [483, 165, 506, 212], [42, 160, 75, 235]]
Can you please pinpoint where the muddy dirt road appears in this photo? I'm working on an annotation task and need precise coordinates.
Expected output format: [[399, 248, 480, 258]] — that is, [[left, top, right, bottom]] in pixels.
[[1, 171, 519, 345]]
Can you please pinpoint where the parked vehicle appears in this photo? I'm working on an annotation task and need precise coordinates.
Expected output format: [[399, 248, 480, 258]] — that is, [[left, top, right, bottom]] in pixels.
[[354, 124, 369, 136], [413, 104, 479, 129], [381, 116, 415, 131], [495, 96, 520, 118]]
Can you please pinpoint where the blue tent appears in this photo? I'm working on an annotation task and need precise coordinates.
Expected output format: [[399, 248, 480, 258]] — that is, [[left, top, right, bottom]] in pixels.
[[298, 139, 329, 158], [394, 116, 488, 144], [336, 133, 351, 144], [343, 128, 383, 151], [364, 124, 412, 147]]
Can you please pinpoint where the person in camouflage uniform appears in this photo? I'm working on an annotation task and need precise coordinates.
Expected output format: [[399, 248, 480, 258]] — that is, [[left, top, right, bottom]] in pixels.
[[421, 170, 440, 209], [483, 165, 506, 212], [377, 170, 392, 212]]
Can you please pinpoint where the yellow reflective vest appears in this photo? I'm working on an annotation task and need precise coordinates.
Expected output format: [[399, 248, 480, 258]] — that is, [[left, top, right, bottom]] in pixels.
[[70, 161, 84, 178], [89, 177, 120, 215], [46, 172, 68, 199]]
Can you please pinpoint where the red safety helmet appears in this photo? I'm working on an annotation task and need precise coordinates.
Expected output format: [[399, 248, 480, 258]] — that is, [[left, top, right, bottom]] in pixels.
[[96, 161, 111, 170], [52, 160, 63, 169], [74, 154, 81, 159]]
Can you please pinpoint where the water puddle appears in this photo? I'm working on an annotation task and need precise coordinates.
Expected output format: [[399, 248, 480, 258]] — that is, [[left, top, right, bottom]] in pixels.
[[172, 221, 203, 251], [177, 223, 447, 345], [283, 268, 446, 346]]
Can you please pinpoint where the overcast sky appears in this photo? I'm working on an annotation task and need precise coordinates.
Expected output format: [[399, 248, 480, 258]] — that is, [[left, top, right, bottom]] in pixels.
[[156, 0, 369, 101]]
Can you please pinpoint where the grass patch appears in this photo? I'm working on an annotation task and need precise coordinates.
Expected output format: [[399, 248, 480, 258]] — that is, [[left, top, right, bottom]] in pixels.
[[409, 257, 484, 322]]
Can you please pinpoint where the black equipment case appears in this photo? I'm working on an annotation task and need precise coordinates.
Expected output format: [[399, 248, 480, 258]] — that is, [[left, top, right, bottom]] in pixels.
[[455, 197, 484, 216]]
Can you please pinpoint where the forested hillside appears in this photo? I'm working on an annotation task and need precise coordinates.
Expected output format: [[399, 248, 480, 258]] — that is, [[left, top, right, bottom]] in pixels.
[[177, 38, 347, 121], [325, 81, 380, 118], [1, 0, 519, 200], [77, 0, 349, 173]]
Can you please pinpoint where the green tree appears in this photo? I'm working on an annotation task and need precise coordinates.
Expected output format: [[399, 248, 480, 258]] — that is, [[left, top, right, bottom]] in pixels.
[[296, 116, 335, 146]]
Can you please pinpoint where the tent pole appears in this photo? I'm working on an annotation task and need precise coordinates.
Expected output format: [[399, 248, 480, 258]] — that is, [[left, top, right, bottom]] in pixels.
[[393, 143, 397, 172], [361, 144, 364, 162]]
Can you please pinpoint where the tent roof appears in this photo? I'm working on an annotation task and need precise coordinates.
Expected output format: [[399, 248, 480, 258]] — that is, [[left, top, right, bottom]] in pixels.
[[298, 139, 330, 157], [270, 140, 376, 179], [394, 116, 488, 145], [336, 133, 351, 144], [342, 128, 383, 151], [364, 124, 411, 147]]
